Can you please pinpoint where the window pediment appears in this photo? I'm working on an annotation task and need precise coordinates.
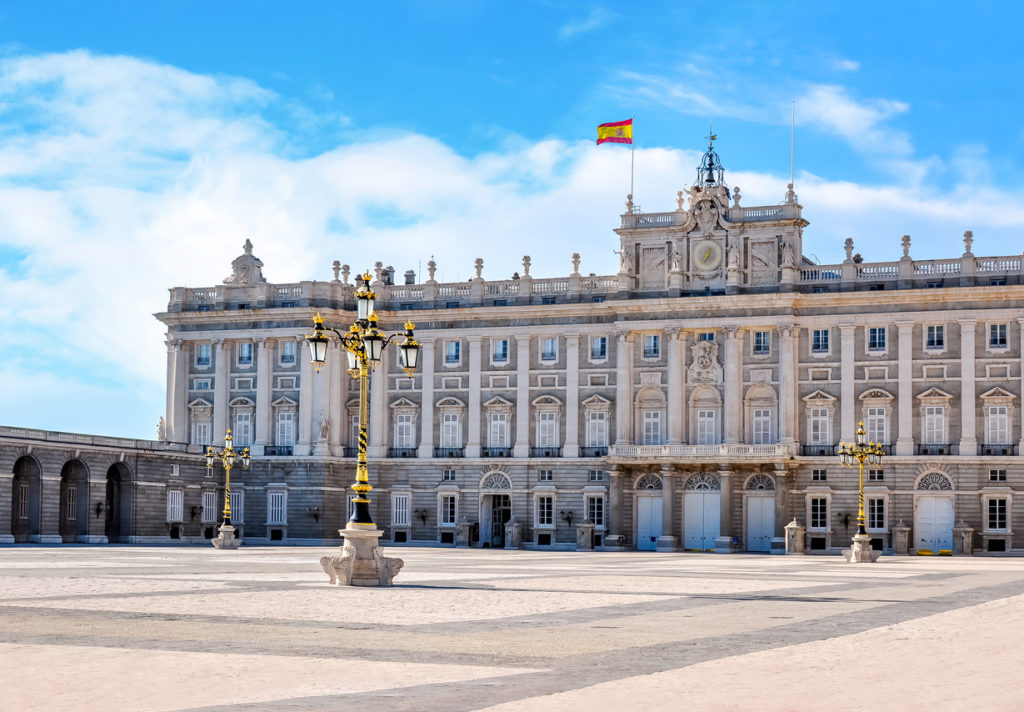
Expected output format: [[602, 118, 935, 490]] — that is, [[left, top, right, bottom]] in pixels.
[[271, 396, 298, 412], [916, 387, 953, 404], [582, 394, 612, 410], [229, 397, 254, 408], [531, 395, 563, 408], [390, 397, 419, 411], [483, 395, 514, 410], [634, 386, 666, 407], [436, 396, 466, 410], [802, 389, 837, 404], [980, 387, 1016, 403], [743, 384, 777, 404], [860, 388, 894, 402], [188, 398, 212, 410]]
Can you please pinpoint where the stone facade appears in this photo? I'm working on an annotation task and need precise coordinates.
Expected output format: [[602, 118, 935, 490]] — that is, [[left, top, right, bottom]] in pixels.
[[4, 142, 1024, 555]]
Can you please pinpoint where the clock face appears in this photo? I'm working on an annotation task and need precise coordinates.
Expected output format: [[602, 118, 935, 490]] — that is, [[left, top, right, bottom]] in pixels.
[[692, 239, 723, 271]]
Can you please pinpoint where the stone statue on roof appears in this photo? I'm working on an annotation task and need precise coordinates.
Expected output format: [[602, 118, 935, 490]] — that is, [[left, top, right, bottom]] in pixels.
[[224, 239, 266, 285]]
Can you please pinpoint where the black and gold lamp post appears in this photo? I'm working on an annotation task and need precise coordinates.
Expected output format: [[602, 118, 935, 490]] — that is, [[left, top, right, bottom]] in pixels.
[[205, 428, 250, 549], [306, 272, 420, 528], [838, 420, 884, 562]]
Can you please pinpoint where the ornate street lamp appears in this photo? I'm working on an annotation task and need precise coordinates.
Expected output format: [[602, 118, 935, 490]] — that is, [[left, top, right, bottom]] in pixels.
[[837, 421, 884, 562], [306, 272, 419, 528], [205, 428, 250, 549]]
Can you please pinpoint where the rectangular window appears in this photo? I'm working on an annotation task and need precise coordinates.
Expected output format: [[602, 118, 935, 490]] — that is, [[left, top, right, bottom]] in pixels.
[[65, 485, 77, 520], [990, 323, 1008, 348], [587, 411, 608, 447], [867, 498, 885, 531], [267, 491, 287, 525], [202, 490, 218, 523], [868, 469, 884, 482], [866, 407, 887, 445], [489, 412, 508, 448], [868, 327, 886, 352], [696, 409, 717, 445], [926, 325, 944, 350], [923, 406, 945, 444], [237, 342, 253, 365], [538, 469, 553, 482], [587, 496, 605, 527], [230, 490, 244, 523], [698, 332, 715, 342], [193, 421, 211, 447], [18, 483, 28, 519], [812, 469, 827, 482], [537, 496, 553, 526], [541, 337, 558, 361], [166, 490, 184, 522], [642, 410, 662, 445], [810, 497, 828, 530], [988, 498, 1008, 531], [812, 329, 829, 353], [809, 408, 830, 445], [988, 405, 1009, 445], [753, 331, 770, 355], [441, 413, 461, 448], [643, 334, 660, 358], [445, 341, 461, 364], [441, 495, 457, 526], [589, 469, 604, 482], [394, 413, 414, 448], [192, 379, 211, 390], [752, 409, 772, 444], [234, 412, 252, 447], [196, 343, 211, 367], [591, 336, 607, 360], [276, 412, 295, 446], [492, 339, 509, 363], [280, 340, 296, 364], [537, 412, 558, 447], [990, 469, 1007, 482], [392, 493, 410, 527], [441, 469, 457, 482]]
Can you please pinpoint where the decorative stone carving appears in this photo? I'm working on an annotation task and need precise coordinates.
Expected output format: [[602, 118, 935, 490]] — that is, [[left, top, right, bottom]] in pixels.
[[844, 238, 855, 263], [571, 253, 581, 274], [332, 261, 341, 282], [481, 472, 512, 489], [676, 191, 685, 210], [320, 553, 354, 584], [687, 340, 723, 385], [318, 412, 329, 441], [693, 200, 719, 234], [917, 472, 952, 490], [474, 258, 484, 278], [157, 417, 166, 441], [749, 241, 777, 285], [617, 248, 633, 275], [626, 193, 634, 213], [732, 186, 742, 207], [522, 255, 531, 276], [223, 239, 266, 285], [341, 264, 351, 284], [781, 240, 795, 267], [426, 260, 436, 282], [746, 474, 776, 490], [963, 230, 974, 257], [685, 473, 721, 491], [321, 528, 404, 586], [901, 235, 911, 259], [640, 246, 666, 289], [635, 473, 663, 490]]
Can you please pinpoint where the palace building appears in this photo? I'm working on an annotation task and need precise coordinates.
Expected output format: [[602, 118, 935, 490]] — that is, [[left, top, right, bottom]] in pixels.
[[3, 139, 1024, 555]]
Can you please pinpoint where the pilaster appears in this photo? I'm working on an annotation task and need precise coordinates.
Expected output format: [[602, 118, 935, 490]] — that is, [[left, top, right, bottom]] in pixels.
[[839, 323, 856, 443], [467, 336, 483, 457], [959, 319, 978, 455], [295, 336, 314, 456], [666, 328, 684, 444], [564, 334, 580, 457], [418, 340, 436, 458], [723, 326, 742, 444], [896, 322, 914, 455], [368, 340, 389, 458], [514, 336, 531, 457], [614, 332, 634, 445], [779, 325, 798, 445], [212, 339, 228, 444], [253, 337, 271, 456], [328, 340, 344, 455], [166, 339, 186, 443]]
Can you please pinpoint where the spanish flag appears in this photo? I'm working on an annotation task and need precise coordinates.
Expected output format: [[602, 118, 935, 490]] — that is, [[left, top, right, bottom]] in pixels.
[[596, 119, 633, 145]]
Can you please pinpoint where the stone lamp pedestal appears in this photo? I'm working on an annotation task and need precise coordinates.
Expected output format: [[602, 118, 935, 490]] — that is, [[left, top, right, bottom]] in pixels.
[[212, 524, 241, 550], [320, 527, 404, 586], [843, 532, 881, 563]]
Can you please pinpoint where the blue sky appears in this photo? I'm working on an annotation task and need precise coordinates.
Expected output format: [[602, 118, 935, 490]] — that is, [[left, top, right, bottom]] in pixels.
[[0, 1, 1021, 437]]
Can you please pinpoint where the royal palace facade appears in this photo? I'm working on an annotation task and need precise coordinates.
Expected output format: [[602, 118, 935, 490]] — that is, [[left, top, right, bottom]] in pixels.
[[4, 142, 1024, 555]]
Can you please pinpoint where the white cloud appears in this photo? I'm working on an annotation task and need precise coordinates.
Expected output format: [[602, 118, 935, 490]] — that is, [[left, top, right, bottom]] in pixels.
[[0, 51, 1021, 438], [559, 8, 612, 39], [832, 58, 860, 72], [797, 84, 911, 156]]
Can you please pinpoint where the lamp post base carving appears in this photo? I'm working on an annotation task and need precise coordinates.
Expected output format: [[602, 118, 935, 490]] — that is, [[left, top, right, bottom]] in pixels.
[[842, 532, 880, 563], [321, 527, 404, 586], [212, 524, 240, 550]]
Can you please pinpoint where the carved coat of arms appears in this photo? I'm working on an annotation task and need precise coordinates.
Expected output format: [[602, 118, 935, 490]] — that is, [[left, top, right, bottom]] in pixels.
[[687, 340, 723, 384]]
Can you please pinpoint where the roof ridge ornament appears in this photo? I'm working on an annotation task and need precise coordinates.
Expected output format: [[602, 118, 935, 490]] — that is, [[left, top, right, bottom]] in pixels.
[[223, 239, 266, 285]]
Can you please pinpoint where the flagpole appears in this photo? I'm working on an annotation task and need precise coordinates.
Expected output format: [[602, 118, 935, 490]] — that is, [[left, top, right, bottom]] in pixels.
[[629, 114, 635, 208]]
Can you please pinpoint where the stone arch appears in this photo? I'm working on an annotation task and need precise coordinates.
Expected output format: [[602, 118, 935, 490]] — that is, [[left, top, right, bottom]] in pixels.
[[59, 458, 90, 542], [479, 471, 512, 490], [104, 461, 134, 543], [685, 472, 721, 491], [915, 471, 952, 491], [745, 473, 776, 491], [743, 384, 778, 444], [689, 385, 723, 444], [634, 473, 664, 491], [11, 455, 42, 543]]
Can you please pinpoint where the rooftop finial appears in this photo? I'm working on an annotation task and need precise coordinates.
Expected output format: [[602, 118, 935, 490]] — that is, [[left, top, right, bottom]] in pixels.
[[696, 127, 725, 188]]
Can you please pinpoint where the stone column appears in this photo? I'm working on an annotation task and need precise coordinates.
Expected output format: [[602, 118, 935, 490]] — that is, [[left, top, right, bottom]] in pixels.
[[212, 339, 228, 443], [779, 326, 798, 445], [253, 337, 271, 456], [614, 332, 634, 445], [33, 475, 62, 544], [896, 322, 914, 455], [773, 466, 788, 540], [657, 464, 677, 551], [296, 336, 314, 456], [959, 319, 978, 455], [418, 340, 435, 458], [714, 467, 735, 553], [606, 468, 624, 550], [514, 336, 531, 457], [839, 323, 856, 443], [467, 336, 483, 457], [667, 328, 684, 444], [328, 340, 344, 455], [368, 340, 389, 458], [564, 334, 580, 457], [723, 327, 742, 444], [165, 339, 186, 442]]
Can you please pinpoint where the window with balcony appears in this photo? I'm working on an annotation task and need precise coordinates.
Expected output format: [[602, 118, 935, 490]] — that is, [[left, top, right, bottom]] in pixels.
[[489, 412, 509, 448], [811, 329, 829, 354], [441, 413, 461, 448], [192, 421, 211, 447], [990, 323, 1008, 349], [926, 325, 944, 350], [866, 407, 888, 446], [642, 410, 662, 445], [587, 411, 607, 448], [923, 406, 945, 445], [237, 342, 253, 366], [537, 412, 558, 447], [696, 409, 717, 445], [809, 408, 831, 445], [752, 408, 772, 444], [987, 405, 1010, 445], [234, 412, 252, 447], [445, 341, 461, 364], [276, 412, 295, 447], [492, 339, 509, 364], [394, 413, 415, 448]]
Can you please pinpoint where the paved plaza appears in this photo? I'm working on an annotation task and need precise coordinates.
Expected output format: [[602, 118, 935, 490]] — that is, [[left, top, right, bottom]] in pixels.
[[1, 546, 1023, 711]]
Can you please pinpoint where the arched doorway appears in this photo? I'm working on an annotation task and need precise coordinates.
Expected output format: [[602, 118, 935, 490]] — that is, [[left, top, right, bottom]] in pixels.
[[11, 456, 41, 543], [59, 460, 90, 543], [744, 474, 775, 552], [684, 473, 721, 551], [634, 473, 663, 551], [105, 462, 133, 543], [478, 472, 512, 548], [914, 472, 954, 555]]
